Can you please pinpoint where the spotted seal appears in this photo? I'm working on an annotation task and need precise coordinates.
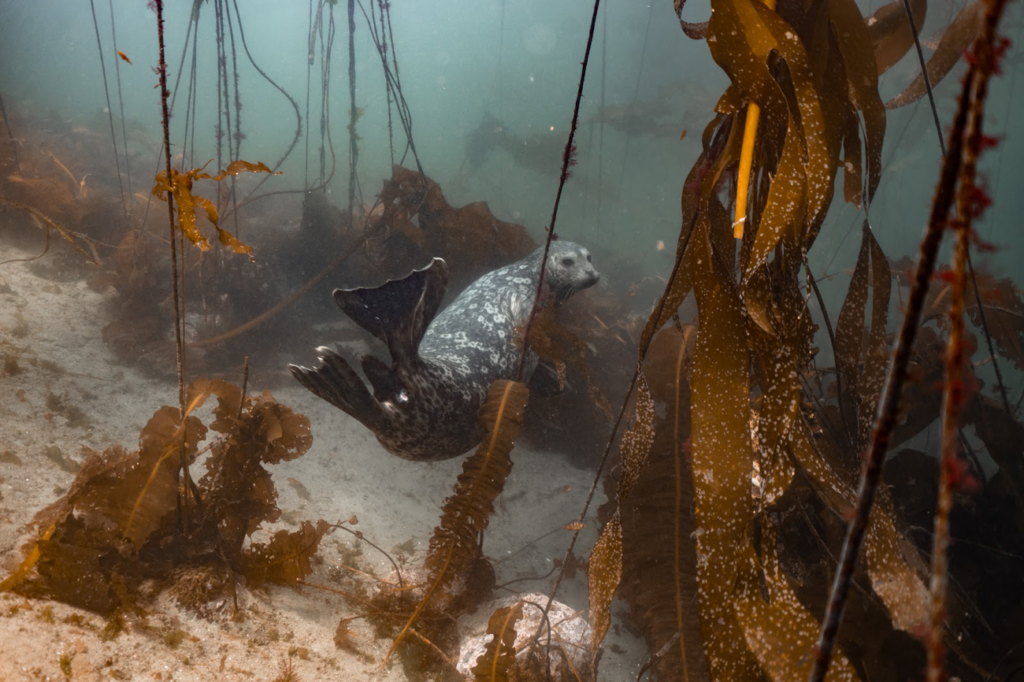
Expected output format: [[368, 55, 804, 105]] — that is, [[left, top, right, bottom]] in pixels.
[[290, 241, 600, 461]]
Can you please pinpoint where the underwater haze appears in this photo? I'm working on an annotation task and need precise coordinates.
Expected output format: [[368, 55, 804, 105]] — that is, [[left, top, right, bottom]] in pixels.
[[2, 0, 1024, 681]]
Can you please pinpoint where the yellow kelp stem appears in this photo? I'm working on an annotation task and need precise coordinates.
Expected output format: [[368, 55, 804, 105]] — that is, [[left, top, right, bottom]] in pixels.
[[732, 0, 777, 239]]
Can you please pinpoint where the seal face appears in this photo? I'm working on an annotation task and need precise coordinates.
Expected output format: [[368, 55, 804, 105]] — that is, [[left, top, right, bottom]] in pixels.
[[290, 241, 600, 461]]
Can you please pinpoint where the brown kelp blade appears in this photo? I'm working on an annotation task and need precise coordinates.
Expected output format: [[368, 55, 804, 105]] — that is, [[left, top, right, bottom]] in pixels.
[[151, 159, 280, 260], [885, 0, 984, 109], [868, 0, 928, 75], [244, 520, 331, 588], [471, 601, 525, 682]]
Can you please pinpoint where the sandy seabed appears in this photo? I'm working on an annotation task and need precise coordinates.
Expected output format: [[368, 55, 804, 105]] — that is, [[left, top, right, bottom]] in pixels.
[[0, 238, 644, 681]]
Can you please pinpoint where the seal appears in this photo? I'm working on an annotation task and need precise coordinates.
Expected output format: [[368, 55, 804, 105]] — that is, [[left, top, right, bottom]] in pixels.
[[290, 241, 600, 461]]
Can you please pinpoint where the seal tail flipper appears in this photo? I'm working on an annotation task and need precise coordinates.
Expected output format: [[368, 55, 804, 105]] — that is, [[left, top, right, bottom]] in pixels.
[[290, 347, 386, 430], [333, 257, 448, 365], [361, 354, 402, 399]]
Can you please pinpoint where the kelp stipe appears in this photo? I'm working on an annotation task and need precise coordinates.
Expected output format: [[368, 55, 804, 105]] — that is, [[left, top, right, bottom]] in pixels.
[[374, 380, 529, 674]]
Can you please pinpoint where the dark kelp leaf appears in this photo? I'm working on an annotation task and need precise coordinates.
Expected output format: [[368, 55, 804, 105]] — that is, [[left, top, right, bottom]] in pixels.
[[617, 375, 655, 502], [687, 185, 861, 679], [834, 226, 871, 446], [744, 119, 807, 281], [732, 516, 858, 681], [966, 275, 1024, 371], [833, 226, 892, 447], [742, 303, 860, 679], [244, 519, 331, 588], [885, 0, 983, 109], [620, 326, 709, 681], [387, 380, 529, 666], [790, 421, 929, 633], [868, 0, 927, 75], [471, 602, 525, 682], [588, 515, 623, 661], [965, 396, 1024, 495], [589, 370, 656, 663], [687, 206, 761, 679], [828, 0, 887, 203], [859, 228, 892, 443]]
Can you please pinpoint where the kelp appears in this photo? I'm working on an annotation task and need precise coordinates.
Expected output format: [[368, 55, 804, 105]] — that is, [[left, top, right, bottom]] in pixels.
[[0, 198, 102, 266], [834, 225, 891, 450], [576, 0, 1002, 677], [965, 273, 1024, 371], [619, 326, 708, 681], [380, 379, 529, 669], [151, 159, 280, 261], [245, 520, 332, 588], [470, 601, 525, 682], [371, 165, 535, 291], [868, 0, 927, 76], [0, 378, 326, 614], [885, 1, 984, 109]]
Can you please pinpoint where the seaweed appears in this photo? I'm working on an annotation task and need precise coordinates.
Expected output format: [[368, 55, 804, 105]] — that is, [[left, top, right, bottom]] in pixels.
[[552, 0, 1019, 678], [376, 380, 529, 671], [369, 165, 536, 291], [150, 160, 280, 261], [617, 326, 707, 681], [470, 601, 524, 682], [885, 1, 984, 109], [0, 378, 326, 615]]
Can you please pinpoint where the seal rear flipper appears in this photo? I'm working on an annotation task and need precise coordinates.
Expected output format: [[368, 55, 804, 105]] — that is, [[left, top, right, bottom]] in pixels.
[[334, 257, 448, 365], [290, 347, 386, 431], [361, 354, 403, 400]]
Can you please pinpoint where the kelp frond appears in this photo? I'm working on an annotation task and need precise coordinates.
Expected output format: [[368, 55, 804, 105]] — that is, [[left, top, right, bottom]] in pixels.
[[0, 378, 323, 614], [151, 159, 280, 261], [383, 380, 529, 667]]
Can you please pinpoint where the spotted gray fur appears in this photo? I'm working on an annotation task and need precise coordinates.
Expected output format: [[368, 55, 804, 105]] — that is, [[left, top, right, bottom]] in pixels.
[[290, 241, 600, 461]]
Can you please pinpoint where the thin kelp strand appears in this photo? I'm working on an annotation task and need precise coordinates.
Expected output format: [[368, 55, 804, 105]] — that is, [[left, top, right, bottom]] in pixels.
[[347, 0, 358, 226], [516, 0, 602, 382], [87, 0, 130, 230]]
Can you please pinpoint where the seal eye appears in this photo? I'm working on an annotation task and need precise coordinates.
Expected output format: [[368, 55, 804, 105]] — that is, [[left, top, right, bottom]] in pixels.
[[561, 257, 575, 266], [586, 254, 592, 262]]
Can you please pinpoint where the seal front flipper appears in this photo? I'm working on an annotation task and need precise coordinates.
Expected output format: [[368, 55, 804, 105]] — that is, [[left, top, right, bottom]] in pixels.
[[333, 257, 448, 366], [290, 347, 386, 431]]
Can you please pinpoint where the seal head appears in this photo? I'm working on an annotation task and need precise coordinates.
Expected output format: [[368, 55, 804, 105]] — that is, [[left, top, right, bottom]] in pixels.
[[290, 241, 600, 461]]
